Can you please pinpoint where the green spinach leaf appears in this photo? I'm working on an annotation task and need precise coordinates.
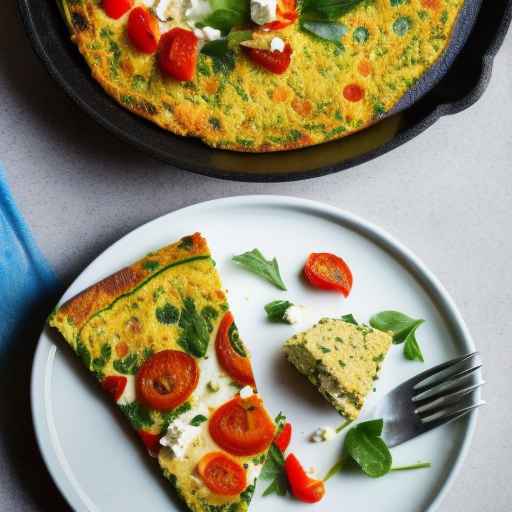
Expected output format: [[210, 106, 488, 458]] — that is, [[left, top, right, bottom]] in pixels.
[[264, 300, 293, 322], [233, 249, 287, 290], [369, 310, 424, 344], [113, 353, 139, 375], [301, 0, 369, 21], [403, 325, 424, 362], [301, 20, 347, 46], [156, 303, 180, 324], [260, 444, 289, 496], [178, 297, 210, 357], [341, 313, 358, 325]]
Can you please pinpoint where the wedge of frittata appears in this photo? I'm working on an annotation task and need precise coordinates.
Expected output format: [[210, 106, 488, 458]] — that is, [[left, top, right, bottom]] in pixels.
[[49, 233, 275, 512], [284, 318, 392, 419]]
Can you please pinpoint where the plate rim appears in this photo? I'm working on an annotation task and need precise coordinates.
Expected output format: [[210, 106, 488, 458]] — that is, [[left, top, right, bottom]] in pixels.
[[16, 0, 512, 182], [31, 195, 478, 511]]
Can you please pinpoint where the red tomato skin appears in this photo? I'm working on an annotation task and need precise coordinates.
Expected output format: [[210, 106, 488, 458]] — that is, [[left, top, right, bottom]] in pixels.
[[343, 83, 365, 102], [102, 0, 133, 19], [285, 454, 325, 503], [274, 422, 292, 452], [137, 430, 161, 456], [304, 252, 353, 297], [263, 0, 298, 30], [197, 452, 247, 496], [127, 7, 159, 54], [101, 375, 127, 402], [245, 44, 292, 74], [158, 28, 199, 81]]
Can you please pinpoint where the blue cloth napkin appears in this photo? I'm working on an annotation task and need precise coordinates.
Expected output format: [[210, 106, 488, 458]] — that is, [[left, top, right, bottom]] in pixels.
[[0, 166, 59, 361]]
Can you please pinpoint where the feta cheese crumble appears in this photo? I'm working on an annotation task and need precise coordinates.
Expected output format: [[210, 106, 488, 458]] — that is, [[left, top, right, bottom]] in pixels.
[[160, 418, 201, 458], [240, 385, 254, 399], [270, 37, 285, 52], [310, 426, 336, 443], [193, 26, 222, 41], [284, 305, 304, 324], [155, 0, 173, 21], [250, 0, 277, 26]]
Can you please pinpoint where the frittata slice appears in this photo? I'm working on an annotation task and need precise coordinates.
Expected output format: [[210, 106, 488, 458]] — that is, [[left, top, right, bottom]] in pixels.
[[283, 318, 392, 419], [49, 233, 275, 512]]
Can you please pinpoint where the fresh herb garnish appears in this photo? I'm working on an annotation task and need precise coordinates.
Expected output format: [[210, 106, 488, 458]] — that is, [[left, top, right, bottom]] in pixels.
[[369, 310, 425, 361], [156, 303, 180, 324], [265, 300, 293, 322], [325, 418, 431, 480], [92, 343, 112, 371], [232, 249, 287, 290], [300, 20, 347, 47], [260, 444, 288, 496], [178, 297, 211, 358], [228, 321, 247, 357], [119, 401, 153, 429], [341, 313, 358, 325], [300, 0, 370, 21], [190, 414, 208, 426], [201, 0, 250, 33]]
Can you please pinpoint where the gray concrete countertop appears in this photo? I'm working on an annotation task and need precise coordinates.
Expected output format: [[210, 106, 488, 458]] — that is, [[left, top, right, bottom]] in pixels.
[[1, 1, 511, 510]]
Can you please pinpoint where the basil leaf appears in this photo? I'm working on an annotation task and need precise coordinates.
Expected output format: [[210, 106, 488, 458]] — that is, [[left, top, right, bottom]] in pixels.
[[260, 444, 285, 481], [202, 9, 246, 33], [265, 300, 293, 322], [178, 297, 210, 358], [301, 20, 347, 46], [262, 476, 288, 496], [301, 0, 369, 21], [356, 418, 384, 437], [369, 310, 424, 344], [345, 423, 392, 478], [341, 313, 358, 325], [190, 414, 208, 426], [233, 249, 287, 290], [202, 39, 229, 58], [403, 325, 424, 362]]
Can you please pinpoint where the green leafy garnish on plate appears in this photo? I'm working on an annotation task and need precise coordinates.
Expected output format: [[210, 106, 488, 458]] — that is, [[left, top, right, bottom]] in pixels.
[[301, 20, 347, 46], [232, 249, 287, 290], [300, 0, 370, 20], [341, 313, 358, 325], [260, 444, 288, 496], [178, 297, 211, 358], [369, 310, 425, 361], [265, 300, 293, 322]]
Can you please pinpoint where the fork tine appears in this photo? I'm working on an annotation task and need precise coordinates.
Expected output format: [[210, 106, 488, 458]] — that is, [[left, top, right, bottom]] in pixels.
[[421, 400, 485, 429], [413, 352, 481, 392], [414, 380, 485, 415], [408, 352, 478, 389], [413, 362, 482, 401]]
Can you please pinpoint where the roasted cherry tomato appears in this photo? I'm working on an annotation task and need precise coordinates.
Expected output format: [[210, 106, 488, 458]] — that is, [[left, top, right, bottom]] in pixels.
[[285, 453, 325, 503], [101, 375, 127, 402], [127, 7, 160, 54], [209, 395, 275, 456], [102, 0, 133, 19], [304, 252, 353, 297], [158, 28, 199, 81], [263, 0, 298, 30], [136, 350, 199, 411], [197, 452, 247, 495], [244, 44, 292, 74], [274, 422, 292, 452], [138, 430, 161, 456], [216, 311, 255, 387]]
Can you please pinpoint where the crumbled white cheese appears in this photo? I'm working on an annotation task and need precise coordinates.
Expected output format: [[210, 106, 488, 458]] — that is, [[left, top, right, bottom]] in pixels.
[[184, 0, 212, 27], [270, 37, 285, 52], [155, 0, 173, 21], [284, 305, 304, 324], [160, 419, 201, 458], [207, 380, 220, 392], [250, 0, 277, 25], [193, 26, 223, 41], [310, 426, 336, 443], [240, 385, 254, 400]]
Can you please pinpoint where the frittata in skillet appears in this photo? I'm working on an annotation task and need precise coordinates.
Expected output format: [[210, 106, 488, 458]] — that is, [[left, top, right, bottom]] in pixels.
[[58, 0, 464, 151], [49, 233, 275, 512]]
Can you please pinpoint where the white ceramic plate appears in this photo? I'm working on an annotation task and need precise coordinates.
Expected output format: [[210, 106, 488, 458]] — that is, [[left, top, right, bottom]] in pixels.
[[32, 195, 478, 512]]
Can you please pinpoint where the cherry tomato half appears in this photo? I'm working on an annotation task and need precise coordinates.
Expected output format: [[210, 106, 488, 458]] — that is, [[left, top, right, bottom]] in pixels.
[[216, 311, 255, 387], [209, 395, 275, 456], [127, 7, 160, 54], [197, 452, 247, 495], [274, 422, 292, 452], [136, 350, 199, 411], [304, 252, 353, 297], [343, 83, 365, 102], [285, 453, 325, 503], [138, 430, 161, 456], [102, 0, 133, 20], [158, 28, 199, 81], [244, 44, 292, 74], [101, 375, 127, 402], [263, 0, 298, 30]]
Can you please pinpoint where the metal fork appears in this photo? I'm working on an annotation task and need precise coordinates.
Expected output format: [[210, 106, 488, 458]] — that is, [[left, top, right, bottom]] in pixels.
[[368, 352, 485, 447]]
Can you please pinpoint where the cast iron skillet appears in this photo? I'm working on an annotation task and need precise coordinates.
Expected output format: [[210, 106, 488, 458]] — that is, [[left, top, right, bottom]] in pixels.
[[17, 0, 512, 182]]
